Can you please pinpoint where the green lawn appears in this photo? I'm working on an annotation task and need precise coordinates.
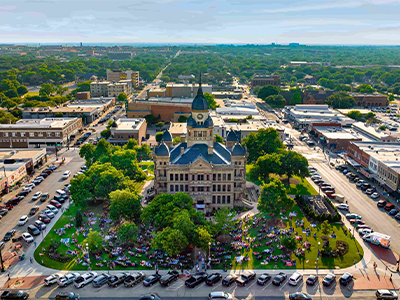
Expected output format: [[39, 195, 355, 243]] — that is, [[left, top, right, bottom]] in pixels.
[[139, 161, 154, 175]]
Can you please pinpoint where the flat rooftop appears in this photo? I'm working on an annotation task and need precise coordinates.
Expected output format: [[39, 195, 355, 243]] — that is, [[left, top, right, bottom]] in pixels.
[[169, 122, 187, 135], [166, 83, 212, 88], [136, 97, 193, 105], [0, 148, 46, 161], [314, 126, 364, 140], [352, 122, 389, 139], [351, 141, 400, 168], [24, 106, 97, 113], [0, 118, 78, 129], [337, 109, 373, 115], [112, 118, 145, 131]]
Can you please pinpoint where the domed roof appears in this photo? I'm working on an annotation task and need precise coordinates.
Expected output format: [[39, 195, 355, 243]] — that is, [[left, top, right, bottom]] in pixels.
[[204, 115, 213, 127], [191, 75, 208, 111], [226, 130, 238, 142], [231, 143, 246, 156], [111, 121, 118, 128], [187, 115, 196, 127], [155, 142, 170, 157], [162, 130, 172, 142]]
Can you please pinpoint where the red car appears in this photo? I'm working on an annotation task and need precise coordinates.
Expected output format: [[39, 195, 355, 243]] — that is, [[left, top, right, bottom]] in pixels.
[[350, 219, 365, 225], [49, 200, 62, 208], [38, 214, 51, 223], [356, 224, 372, 230], [326, 191, 336, 198]]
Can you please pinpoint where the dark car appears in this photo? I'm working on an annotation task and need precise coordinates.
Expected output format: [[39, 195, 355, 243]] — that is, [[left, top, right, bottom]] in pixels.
[[185, 272, 207, 288], [49, 200, 62, 208], [124, 272, 146, 287], [361, 183, 372, 191], [236, 271, 256, 286], [7, 197, 23, 206], [29, 206, 39, 216], [4, 230, 16, 241], [0, 290, 29, 299], [378, 200, 387, 208], [38, 214, 51, 223], [40, 172, 49, 178], [55, 292, 80, 300], [92, 274, 111, 288], [222, 274, 238, 287], [40, 193, 49, 202], [0, 209, 9, 216], [272, 272, 287, 286], [160, 270, 179, 287], [289, 292, 312, 300], [18, 190, 30, 197], [257, 273, 271, 286], [143, 274, 161, 287], [108, 272, 129, 287], [306, 275, 318, 286], [206, 273, 222, 286], [322, 273, 336, 286], [139, 294, 161, 300], [339, 273, 353, 286], [28, 225, 40, 236]]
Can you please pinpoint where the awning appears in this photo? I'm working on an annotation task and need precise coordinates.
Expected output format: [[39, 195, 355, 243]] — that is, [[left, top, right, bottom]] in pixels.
[[346, 157, 361, 168], [196, 204, 205, 209], [360, 167, 372, 179]]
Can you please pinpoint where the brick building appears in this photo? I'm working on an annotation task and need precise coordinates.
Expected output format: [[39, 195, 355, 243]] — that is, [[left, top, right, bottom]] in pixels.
[[350, 93, 388, 107], [250, 75, 281, 88], [107, 118, 147, 146]]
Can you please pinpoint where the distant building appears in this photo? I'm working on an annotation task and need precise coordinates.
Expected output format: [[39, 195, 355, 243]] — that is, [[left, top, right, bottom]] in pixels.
[[90, 81, 110, 97], [251, 75, 281, 88], [303, 90, 334, 105], [310, 125, 362, 151], [147, 88, 166, 98], [350, 93, 387, 108], [108, 52, 132, 60], [76, 91, 90, 100], [75, 73, 97, 83], [351, 122, 398, 143], [0, 118, 82, 148], [107, 118, 147, 146], [106, 69, 139, 87], [165, 83, 212, 98], [107, 82, 129, 97], [178, 74, 195, 82]]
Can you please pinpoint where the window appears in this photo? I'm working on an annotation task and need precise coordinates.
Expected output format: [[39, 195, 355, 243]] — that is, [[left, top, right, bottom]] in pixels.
[[29, 132, 34, 137], [4, 132, 8, 137], [185, 185, 188, 192], [180, 174, 183, 181], [227, 196, 231, 204], [207, 175, 209, 181], [21, 133, 26, 137], [217, 196, 221, 203], [170, 174, 173, 181], [175, 185, 178, 191], [185, 174, 188, 181], [212, 196, 216, 204], [47, 132, 52, 137], [175, 174, 178, 181], [170, 185, 174, 192], [223, 174, 226, 181], [228, 174, 231, 180], [227, 185, 231, 192], [192, 175, 195, 180], [222, 196, 225, 204], [38, 133, 43, 137], [213, 185, 216, 192], [213, 174, 216, 181], [198, 186, 204, 192], [217, 185, 221, 192], [217, 174, 221, 181], [55, 132, 60, 137], [180, 185, 184, 192], [12, 132, 16, 137]]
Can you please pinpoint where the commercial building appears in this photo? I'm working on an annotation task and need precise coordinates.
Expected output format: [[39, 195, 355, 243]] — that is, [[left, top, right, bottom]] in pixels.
[[311, 125, 363, 151], [90, 81, 110, 97], [107, 118, 147, 146], [303, 90, 334, 105], [250, 75, 281, 88], [350, 93, 388, 107], [147, 88, 166, 98], [225, 120, 286, 141], [0, 118, 82, 148], [0, 148, 47, 194], [106, 69, 139, 87], [165, 83, 212, 98], [153, 83, 248, 214], [127, 97, 193, 122], [107, 82, 129, 97], [215, 107, 260, 116], [76, 91, 91, 100], [351, 122, 398, 142]]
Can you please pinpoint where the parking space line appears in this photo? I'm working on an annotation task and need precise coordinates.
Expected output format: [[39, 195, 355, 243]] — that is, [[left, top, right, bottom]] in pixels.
[[212, 283, 222, 290], [330, 283, 337, 290], [148, 284, 157, 290], [279, 281, 288, 291], [195, 282, 205, 291], [246, 281, 257, 290], [313, 283, 319, 291], [262, 282, 272, 290], [227, 283, 237, 291], [130, 283, 142, 290], [296, 282, 304, 291]]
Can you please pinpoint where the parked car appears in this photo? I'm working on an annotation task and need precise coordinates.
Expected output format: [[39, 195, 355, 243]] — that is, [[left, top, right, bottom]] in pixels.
[[322, 273, 336, 286], [185, 272, 207, 288], [0, 290, 29, 300], [222, 274, 238, 287], [339, 273, 353, 286], [337, 204, 349, 211], [306, 275, 318, 286], [376, 289, 398, 299], [350, 219, 365, 225], [38, 214, 50, 223], [346, 213, 362, 220], [18, 190, 30, 197], [44, 209, 54, 219], [143, 274, 161, 287], [124, 272, 146, 287], [395, 213, 400, 220], [74, 272, 98, 288], [55, 292, 80, 300], [208, 292, 232, 300], [289, 293, 312, 300], [49, 200, 62, 209], [389, 209, 398, 216], [366, 189, 374, 195], [108, 272, 130, 287], [356, 180, 365, 187], [31, 191, 42, 201], [3, 230, 16, 241], [385, 203, 395, 211], [58, 273, 80, 287], [257, 273, 271, 286], [46, 204, 58, 214], [272, 272, 287, 286], [40, 193, 49, 202], [44, 274, 61, 286], [377, 200, 387, 208], [22, 233, 33, 243], [62, 170, 71, 180], [358, 228, 374, 235], [288, 272, 303, 286], [18, 215, 28, 226], [29, 206, 39, 215], [361, 183, 372, 191], [92, 274, 111, 288], [139, 294, 162, 300], [371, 192, 380, 199], [27, 225, 40, 236], [206, 273, 222, 286]]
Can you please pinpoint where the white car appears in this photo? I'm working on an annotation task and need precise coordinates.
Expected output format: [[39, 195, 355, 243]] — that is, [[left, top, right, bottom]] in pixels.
[[337, 204, 349, 211], [58, 272, 80, 287], [358, 228, 373, 235], [34, 220, 46, 230], [74, 272, 98, 288], [18, 215, 29, 226], [44, 274, 61, 286], [32, 191, 43, 200], [208, 292, 232, 300], [288, 272, 303, 286], [371, 192, 380, 199], [62, 170, 71, 180], [44, 209, 55, 219], [22, 232, 34, 243], [46, 204, 59, 214], [22, 187, 32, 193], [25, 183, 36, 189]]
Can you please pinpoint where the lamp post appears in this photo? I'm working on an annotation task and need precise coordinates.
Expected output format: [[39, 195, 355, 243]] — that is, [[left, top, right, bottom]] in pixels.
[[317, 242, 320, 269], [208, 242, 211, 270]]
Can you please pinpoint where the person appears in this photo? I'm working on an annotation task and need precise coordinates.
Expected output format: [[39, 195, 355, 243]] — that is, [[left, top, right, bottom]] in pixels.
[[30, 257, 33, 263]]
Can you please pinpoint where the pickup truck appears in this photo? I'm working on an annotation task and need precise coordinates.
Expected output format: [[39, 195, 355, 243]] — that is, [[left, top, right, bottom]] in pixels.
[[108, 272, 130, 287], [124, 272, 146, 287], [185, 272, 207, 288], [160, 270, 179, 286], [236, 271, 256, 286], [0, 290, 29, 299]]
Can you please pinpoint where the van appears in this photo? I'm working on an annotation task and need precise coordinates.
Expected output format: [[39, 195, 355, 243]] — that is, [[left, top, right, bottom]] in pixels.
[[288, 272, 303, 286], [28, 225, 40, 236], [336, 194, 345, 203], [62, 170, 71, 180]]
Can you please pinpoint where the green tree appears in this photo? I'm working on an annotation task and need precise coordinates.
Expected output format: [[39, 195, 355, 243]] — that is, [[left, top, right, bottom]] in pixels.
[[100, 128, 111, 139], [75, 210, 84, 227], [389, 94, 395, 102], [250, 153, 282, 183], [5, 88, 18, 98], [379, 125, 387, 131], [118, 93, 128, 102], [155, 132, 163, 142], [39, 83, 56, 96], [281, 236, 298, 251], [56, 85, 68, 96], [326, 92, 355, 109], [214, 134, 223, 143], [214, 207, 234, 235], [178, 115, 188, 123], [194, 226, 214, 252], [347, 110, 363, 121], [317, 78, 336, 89], [258, 178, 294, 217], [1, 99, 18, 111], [117, 221, 138, 245], [204, 92, 217, 109], [243, 128, 285, 163], [289, 92, 302, 105], [257, 85, 279, 100], [83, 230, 103, 253], [144, 114, 158, 124], [355, 84, 375, 93], [173, 136, 181, 144], [79, 143, 95, 167], [109, 189, 142, 222], [279, 150, 309, 182], [334, 84, 351, 92], [151, 227, 188, 256], [321, 220, 331, 235], [265, 94, 286, 107], [110, 149, 146, 181], [17, 85, 28, 96], [135, 143, 151, 161], [156, 121, 165, 128]]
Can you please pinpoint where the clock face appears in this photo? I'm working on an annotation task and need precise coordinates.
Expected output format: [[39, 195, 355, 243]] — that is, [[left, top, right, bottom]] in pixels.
[[197, 114, 204, 120]]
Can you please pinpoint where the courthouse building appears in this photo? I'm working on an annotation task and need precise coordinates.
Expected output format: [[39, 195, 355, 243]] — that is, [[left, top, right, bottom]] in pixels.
[[153, 82, 247, 213]]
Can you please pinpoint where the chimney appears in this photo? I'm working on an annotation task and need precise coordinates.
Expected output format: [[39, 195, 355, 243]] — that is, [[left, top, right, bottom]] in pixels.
[[180, 135, 186, 142], [180, 147, 185, 155], [213, 135, 217, 143], [208, 146, 213, 155]]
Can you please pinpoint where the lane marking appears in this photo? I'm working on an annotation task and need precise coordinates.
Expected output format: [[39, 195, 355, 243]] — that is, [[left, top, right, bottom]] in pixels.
[[195, 282, 205, 291], [279, 281, 288, 291], [262, 282, 272, 290], [330, 282, 337, 290], [313, 283, 319, 291], [296, 282, 304, 291], [212, 283, 222, 290], [246, 281, 257, 290]]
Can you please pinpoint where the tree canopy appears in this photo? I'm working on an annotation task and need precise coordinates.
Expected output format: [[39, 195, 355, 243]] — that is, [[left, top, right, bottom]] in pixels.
[[243, 128, 285, 163], [258, 178, 295, 217]]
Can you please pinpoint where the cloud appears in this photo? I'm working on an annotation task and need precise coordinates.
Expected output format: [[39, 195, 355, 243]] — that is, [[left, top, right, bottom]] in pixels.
[[255, 1, 362, 14]]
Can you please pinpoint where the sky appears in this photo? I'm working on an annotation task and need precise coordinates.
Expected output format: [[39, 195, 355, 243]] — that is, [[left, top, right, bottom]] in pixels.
[[1, 0, 400, 45]]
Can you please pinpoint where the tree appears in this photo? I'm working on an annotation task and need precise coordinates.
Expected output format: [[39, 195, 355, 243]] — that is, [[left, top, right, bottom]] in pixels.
[[117, 221, 138, 245], [243, 128, 285, 163], [244, 115, 254, 120], [110, 149, 146, 181], [290, 92, 302, 105], [355, 84, 375, 93], [365, 112, 376, 120], [155, 132, 163, 142], [100, 128, 111, 139], [281, 236, 297, 251], [379, 125, 387, 131], [204, 92, 217, 110], [56, 85, 68, 96], [135, 143, 151, 161], [79, 143, 95, 167], [4, 88, 18, 98], [151, 227, 188, 257], [39, 83, 56, 96], [326, 92, 355, 109], [194, 226, 214, 252], [250, 153, 282, 183], [144, 114, 158, 124], [118, 93, 128, 102], [347, 110, 363, 121], [257, 85, 279, 100], [321, 220, 331, 235], [17, 85, 28, 96], [265, 94, 286, 107], [83, 230, 103, 253], [1, 99, 18, 111], [317, 78, 335, 89], [156, 121, 165, 128], [214, 207, 234, 235], [178, 115, 188, 123], [334, 84, 351, 92], [75, 210, 84, 227], [279, 150, 309, 183], [258, 178, 294, 217], [109, 189, 142, 222], [214, 134, 223, 143], [173, 136, 181, 144], [389, 94, 395, 102]]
